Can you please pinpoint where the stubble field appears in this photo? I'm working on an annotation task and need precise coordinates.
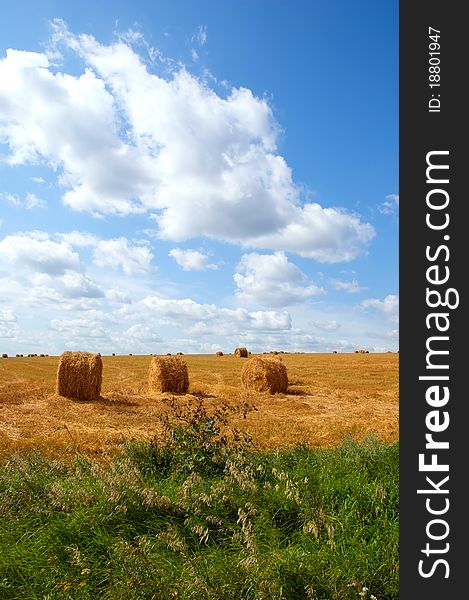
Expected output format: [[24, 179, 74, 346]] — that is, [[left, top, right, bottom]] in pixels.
[[0, 352, 398, 460]]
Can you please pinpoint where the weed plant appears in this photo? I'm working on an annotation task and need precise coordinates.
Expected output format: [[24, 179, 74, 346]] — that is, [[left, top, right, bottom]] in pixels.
[[0, 396, 398, 599]]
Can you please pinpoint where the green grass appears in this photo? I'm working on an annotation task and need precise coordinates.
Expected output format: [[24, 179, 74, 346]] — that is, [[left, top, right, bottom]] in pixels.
[[0, 398, 398, 600]]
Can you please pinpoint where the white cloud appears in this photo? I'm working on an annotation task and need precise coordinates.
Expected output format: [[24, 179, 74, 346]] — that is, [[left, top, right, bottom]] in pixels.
[[0, 308, 19, 340], [58, 231, 98, 247], [50, 312, 114, 340], [0, 308, 17, 322], [122, 295, 292, 332], [1, 192, 46, 209], [312, 319, 341, 331], [330, 277, 363, 293], [0, 47, 158, 216], [0, 24, 375, 262], [31, 176, 45, 184], [169, 248, 217, 271], [361, 294, 399, 323], [58, 272, 104, 299], [193, 25, 207, 46], [379, 194, 399, 215], [105, 288, 132, 304], [0, 232, 81, 275], [0, 321, 19, 339], [234, 251, 324, 307], [24, 193, 45, 209], [93, 238, 153, 275], [125, 324, 162, 342]]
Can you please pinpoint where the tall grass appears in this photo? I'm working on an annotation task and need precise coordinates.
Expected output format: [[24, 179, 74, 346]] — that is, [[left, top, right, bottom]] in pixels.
[[0, 397, 398, 599]]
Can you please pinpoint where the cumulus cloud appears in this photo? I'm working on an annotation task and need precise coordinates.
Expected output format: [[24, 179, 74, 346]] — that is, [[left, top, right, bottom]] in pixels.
[[0, 232, 81, 275], [93, 238, 153, 275], [0, 321, 19, 339], [0, 22, 375, 262], [121, 295, 292, 332], [57, 272, 104, 299], [169, 248, 217, 271], [361, 294, 399, 323], [234, 251, 324, 307], [125, 324, 162, 343], [50, 315, 112, 340], [379, 194, 399, 215], [105, 288, 132, 304], [0, 47, 158, 215]]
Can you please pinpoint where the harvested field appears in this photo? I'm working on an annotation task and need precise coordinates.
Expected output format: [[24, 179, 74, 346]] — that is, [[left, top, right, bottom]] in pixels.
[[0, 353, 398, 460]]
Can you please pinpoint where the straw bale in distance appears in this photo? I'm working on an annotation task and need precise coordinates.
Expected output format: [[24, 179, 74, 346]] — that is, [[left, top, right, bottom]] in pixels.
[[241, 356, 288, 394], [2, 353, 8, 358], [148, 355, 189, 393], [56, 351, 103, 401], [234, 347, 248, 358], [216, 351, 223, 356]]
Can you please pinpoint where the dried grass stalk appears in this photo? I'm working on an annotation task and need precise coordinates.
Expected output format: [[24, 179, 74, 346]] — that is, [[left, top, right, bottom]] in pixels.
[[241, 356, 288, 394], [148, 356, 189, 393], [56, 351, 103, 401]]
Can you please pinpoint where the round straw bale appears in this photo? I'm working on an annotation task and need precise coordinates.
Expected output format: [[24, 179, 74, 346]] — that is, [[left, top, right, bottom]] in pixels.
[[148, 355, 189, 393], [215, 351, 223, 356], [234, 347, 248, 358], [241, 356, 288, 394], [56, 351, 103, 401], [1, 353, 8, 358]]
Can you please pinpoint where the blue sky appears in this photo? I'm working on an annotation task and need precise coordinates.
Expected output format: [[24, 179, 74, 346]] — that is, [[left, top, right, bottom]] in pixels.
[[0, 0, 398, 355]]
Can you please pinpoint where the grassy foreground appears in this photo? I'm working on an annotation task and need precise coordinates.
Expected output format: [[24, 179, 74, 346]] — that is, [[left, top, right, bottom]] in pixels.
[[0, 398, 398, 600]]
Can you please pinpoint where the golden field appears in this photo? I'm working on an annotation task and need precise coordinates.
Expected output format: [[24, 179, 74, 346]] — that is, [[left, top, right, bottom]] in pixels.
[[0, 352, 398, 460]]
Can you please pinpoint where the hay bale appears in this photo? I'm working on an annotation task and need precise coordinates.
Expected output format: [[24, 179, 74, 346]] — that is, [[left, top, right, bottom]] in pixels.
[[234, 347, 248, 358], [176, 352, 184, 355], [1, 353, 7, 359], [56, 351, 103, 401], [148, 356, 189, 394], [332, 350, 338, 354], [241, 356, 288, 394], [112, 353, 116, 356], [215, 351, 224, 357]]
